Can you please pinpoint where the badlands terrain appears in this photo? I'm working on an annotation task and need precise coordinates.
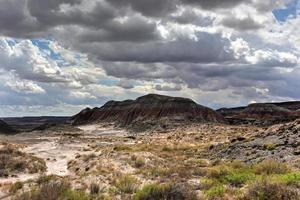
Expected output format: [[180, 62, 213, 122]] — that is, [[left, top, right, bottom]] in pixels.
[[0, 94, 299, 200]]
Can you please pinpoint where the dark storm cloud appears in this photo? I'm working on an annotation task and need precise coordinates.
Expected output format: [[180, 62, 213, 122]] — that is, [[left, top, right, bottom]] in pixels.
[[221, 16, 263, 31], [107, 0, 179, 17], [75, 32, 234, 63], [27, 0, 117, 28], [181, 0, 250, 10], [76, 16, 160, 43], [0, 0, 264, 40]]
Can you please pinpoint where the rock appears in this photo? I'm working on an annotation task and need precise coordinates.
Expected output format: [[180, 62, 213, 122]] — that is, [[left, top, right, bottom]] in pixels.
[[212, 120, 300, 166]]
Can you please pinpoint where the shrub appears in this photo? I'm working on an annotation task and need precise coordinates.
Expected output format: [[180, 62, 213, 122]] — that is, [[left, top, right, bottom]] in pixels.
[[264, 143, 276, 151], [243, 179, 299, 200], [196, 159, 210, 167], [207, 166, 231, 180], [90, 182, 105, 195], [61, 189, 90, 200], [113, 145, 132, 151], [14, 180, 69, 200], [199, 178, 220, 190], [0, 145, 46, 177], [115, 175, 139, 194], [224, 172, 255, 187], [205, 185, 225, 199], [162, 146, 172, 152], [10, 181, 24, 194], [133, 183, 197, 200], [36, 175, 59, 185], [275, 172, 300, 187], [254, 160, 290, 175], [14, 179, 92, 200], [90, 182, 100, 195], [135, 158, 146, 168]]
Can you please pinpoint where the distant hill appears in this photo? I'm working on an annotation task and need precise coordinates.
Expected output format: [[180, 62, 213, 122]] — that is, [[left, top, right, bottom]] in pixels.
[[217, 101, 300, 126], [0, 119, 17, 134], [72, 94, 225, 131], [2, 116, 70, 132]]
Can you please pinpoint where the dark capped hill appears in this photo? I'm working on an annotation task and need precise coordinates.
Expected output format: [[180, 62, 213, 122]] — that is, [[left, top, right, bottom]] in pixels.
[[72, 94, 225, 130], [0, 119, 17, 134]]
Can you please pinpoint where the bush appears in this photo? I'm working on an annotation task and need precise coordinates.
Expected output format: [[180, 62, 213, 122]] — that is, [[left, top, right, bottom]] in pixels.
[[36, 175, 59, 185], [275, 172, 300, 187], [243, 179, 299, 200], [224, 172, 255, 187], [254, 160, 290, 175], [264, 143, 276, 151], [133, 183, 197, 200], [61, 189, 90, 200], [205, 185, 225, 199], [14, 180, 69, 200], [134, 158, 146, 168], [207, 166, 231, 180], [10, 181, 24, 194], [115, 175, 139, 194], [0, 145, 46, 177], [199, 178, 220, 190], [90, 182, 105, 195], [14, 179, 92, 200]]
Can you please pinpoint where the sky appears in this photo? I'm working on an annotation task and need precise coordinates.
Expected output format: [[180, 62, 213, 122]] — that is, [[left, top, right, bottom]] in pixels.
[[0, 0, 300, 117]]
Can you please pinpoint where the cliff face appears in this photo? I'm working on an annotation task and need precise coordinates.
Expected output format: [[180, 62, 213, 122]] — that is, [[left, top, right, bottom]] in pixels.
[[72, 94, 225, 130], [0, 119, 17, 134], [217, 102, 300, 126]]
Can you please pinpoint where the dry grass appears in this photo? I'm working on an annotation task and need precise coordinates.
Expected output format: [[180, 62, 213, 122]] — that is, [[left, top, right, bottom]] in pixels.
[[0, 144, 46, 177]]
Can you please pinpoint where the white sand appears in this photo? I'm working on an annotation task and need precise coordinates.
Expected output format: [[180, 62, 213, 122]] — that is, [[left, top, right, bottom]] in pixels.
[[78, 124, 127, 136], [0, 125, 127, 197]]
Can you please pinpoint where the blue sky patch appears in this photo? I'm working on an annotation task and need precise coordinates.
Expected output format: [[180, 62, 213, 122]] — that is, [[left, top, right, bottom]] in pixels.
[[273, 0, 298, 21]]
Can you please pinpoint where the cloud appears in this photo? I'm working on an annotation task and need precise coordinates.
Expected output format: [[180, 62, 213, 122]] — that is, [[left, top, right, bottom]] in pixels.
[[5, 75, 45, 94], [181, 0, 249, 10], [155, 84, 182, 91], [117, 79, 135, 89], [221, 16, 263, 30], [0, 0, 299, 116]]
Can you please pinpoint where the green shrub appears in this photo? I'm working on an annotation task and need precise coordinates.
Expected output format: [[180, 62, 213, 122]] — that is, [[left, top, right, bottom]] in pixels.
[[275, 172, 300, 187], [205, 185, 225, 199], [61, 189, 90, 200], [199, 178, 220, 190], [224, 172, 255, 187], [254, 160, 290, 175], [115, 175, 139, 194], [14, 179, 94, 200], [207, 166, 231, 180], [133, 183, 197, 200]]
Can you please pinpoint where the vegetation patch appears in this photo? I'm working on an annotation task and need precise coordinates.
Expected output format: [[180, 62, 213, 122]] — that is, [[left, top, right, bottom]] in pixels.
[[133, 183, 197, 200], [0, 144, 46, 177]]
